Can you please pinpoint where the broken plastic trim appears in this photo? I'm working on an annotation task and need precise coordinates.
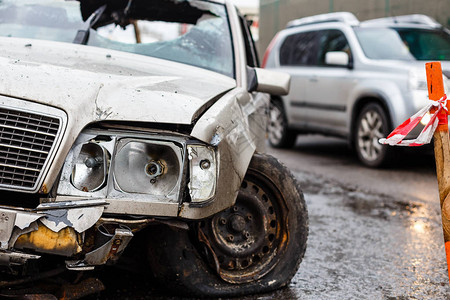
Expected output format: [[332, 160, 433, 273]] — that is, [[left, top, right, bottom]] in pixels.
[[0, 199, 107, 263]]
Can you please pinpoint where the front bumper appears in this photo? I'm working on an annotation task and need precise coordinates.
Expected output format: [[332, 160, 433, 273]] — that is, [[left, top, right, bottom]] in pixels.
[[0, 199, 136, 269]]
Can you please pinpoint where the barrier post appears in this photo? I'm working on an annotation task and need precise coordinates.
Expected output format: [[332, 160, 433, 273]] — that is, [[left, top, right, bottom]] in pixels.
[[427, 61, 450, 282]]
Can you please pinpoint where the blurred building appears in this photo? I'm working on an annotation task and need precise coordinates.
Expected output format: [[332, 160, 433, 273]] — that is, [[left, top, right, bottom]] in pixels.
[[259, 0, 450, 59]]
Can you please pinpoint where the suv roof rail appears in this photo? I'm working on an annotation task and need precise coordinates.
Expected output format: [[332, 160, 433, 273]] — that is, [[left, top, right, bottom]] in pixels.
[[361, 14, 442, 28], [286, 12, 359, 28]]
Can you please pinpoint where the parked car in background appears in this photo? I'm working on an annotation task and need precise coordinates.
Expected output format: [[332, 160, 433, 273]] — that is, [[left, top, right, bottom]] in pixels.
[[263, 12, 450, 167], [0, 0, 308, 297]]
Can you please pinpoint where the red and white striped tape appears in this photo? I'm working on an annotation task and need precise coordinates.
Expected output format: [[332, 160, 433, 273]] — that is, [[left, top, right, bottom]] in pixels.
[[379, 95, 448, 146]]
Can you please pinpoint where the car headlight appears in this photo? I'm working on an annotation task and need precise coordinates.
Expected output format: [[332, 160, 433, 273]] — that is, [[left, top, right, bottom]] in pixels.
[[71, 142, 110, 192], [58, 130, 218, 207], [187, 145, 217, 203], [113, 139, 180, 195]]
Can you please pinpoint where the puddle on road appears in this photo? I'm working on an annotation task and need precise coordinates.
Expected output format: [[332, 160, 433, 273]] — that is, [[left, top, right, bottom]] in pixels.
[[344, 193, 421, 220], [296, 170, 425, 220]]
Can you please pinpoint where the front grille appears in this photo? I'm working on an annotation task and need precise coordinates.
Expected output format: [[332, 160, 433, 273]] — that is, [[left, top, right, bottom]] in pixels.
[[0, 107, 60, 191]]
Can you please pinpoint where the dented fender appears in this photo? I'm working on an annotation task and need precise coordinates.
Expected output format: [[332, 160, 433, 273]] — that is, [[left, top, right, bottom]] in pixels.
[[181, 88, 269, 219]]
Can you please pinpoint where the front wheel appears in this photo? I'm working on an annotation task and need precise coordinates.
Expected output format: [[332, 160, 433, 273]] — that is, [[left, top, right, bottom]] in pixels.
[[354, 103, 393, 167], [146, 153, 308, 297]]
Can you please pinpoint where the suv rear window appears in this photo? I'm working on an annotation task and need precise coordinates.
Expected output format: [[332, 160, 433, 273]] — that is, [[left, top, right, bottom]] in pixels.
[[394, 28, 450, 61]]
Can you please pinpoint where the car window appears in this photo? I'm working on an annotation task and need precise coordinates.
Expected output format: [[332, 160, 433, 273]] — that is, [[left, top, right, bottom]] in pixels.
[[318, 29, 351, 66], [354, 27, 413, 60], [394, 28, 450, 61], [0, 0, 235, 78], [279, 30, 320, 66]]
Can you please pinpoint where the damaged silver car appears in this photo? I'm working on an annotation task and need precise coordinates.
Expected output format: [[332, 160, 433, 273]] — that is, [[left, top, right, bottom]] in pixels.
[[0, 0, 308, 297]]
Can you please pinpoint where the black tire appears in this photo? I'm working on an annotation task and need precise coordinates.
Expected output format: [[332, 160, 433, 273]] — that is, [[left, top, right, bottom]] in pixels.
[[146, 153, 308, 297], [267, 100, 297, 148], [354, 103, 393, 168]]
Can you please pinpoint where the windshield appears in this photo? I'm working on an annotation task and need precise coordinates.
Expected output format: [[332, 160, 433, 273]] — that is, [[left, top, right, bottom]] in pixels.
[[393, 28, 450, 61], [0, 0, 234, 77], [354, 27, 414, 60]]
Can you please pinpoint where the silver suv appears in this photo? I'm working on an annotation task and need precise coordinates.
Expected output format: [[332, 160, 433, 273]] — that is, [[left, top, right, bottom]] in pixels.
[[263, 12, 450, 167]]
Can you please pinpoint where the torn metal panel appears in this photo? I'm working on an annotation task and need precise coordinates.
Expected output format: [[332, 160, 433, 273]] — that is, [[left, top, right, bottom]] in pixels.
[[39, 206, 104, 233], [0, 200, 105, 257], [66, 227, 134, 269], [14, 212, 42, 230], [84, 227, 133, 265], [36, 200, 106, 232], [0, 208, 42, 250]]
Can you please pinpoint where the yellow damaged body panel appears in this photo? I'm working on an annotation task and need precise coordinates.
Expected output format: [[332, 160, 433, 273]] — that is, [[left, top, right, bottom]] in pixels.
[[14, 224, 82, 257]]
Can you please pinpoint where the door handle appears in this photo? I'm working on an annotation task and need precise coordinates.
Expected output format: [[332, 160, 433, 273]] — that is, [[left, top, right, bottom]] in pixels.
[[309, 76, 318, 82]]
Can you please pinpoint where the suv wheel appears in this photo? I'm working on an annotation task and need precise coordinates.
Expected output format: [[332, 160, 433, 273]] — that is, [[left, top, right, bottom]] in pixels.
[[267, 100, 297, 148], [355, 103, 392, 167]]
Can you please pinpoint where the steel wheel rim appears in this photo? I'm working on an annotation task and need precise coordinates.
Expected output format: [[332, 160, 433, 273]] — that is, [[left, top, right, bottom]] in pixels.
[[202, 173, 288, 283], [267, 103, 284, 145], [357, 109, 384, 162]]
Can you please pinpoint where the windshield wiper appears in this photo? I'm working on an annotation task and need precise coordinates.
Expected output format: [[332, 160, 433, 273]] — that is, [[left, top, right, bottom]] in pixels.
[[73, 4, 106, 45]]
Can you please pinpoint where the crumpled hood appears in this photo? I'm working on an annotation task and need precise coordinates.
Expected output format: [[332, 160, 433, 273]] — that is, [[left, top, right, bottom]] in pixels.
[[0, 37, 236, 125]]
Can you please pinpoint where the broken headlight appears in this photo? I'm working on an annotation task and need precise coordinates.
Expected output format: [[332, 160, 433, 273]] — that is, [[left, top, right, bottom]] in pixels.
[[71, 142, 110, 192], [58, 130, 184, 202], [113, 139, 180, 195], [58, 130, 218, 207], [187, 145, 217, 203]]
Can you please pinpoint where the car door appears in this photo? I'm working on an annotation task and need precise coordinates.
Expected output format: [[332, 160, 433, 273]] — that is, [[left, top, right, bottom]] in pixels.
[[303, 29, 356, 135]]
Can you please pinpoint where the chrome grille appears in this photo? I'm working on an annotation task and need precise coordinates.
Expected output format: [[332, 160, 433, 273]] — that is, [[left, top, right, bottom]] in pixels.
[[0, 107, 60, 190]]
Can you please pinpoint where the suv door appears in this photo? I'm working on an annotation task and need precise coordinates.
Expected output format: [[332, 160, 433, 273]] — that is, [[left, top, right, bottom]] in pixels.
[[278, 30, 320, 128], [303, 29, 355, 135]]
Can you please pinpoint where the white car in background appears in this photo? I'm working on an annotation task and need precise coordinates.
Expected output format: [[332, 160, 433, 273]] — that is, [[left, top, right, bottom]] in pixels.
[[263, 12, 450, 167], [0, 0, 308, 297]]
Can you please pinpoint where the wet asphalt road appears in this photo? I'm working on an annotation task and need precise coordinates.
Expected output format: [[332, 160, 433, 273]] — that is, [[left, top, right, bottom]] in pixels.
[[70, 135, 450, 299]]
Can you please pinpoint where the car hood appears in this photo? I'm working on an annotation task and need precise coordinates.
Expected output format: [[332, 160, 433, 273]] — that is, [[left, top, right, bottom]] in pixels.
[[0, 37, 236, 125]]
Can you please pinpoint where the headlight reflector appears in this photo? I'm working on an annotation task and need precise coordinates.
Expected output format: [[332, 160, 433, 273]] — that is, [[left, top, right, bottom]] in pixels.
[[188, 145, 217, 203], [113, 139, 181, 195], [71, 142, 109, 192]]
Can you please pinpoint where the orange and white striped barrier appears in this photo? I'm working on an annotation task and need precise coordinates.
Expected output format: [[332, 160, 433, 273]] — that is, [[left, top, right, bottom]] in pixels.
[[380, 61, 450, 283]]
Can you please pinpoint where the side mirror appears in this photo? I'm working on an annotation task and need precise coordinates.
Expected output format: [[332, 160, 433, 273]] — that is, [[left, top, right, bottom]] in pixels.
[[248, 67, 291, 95], [325, 51, 351, 67]]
